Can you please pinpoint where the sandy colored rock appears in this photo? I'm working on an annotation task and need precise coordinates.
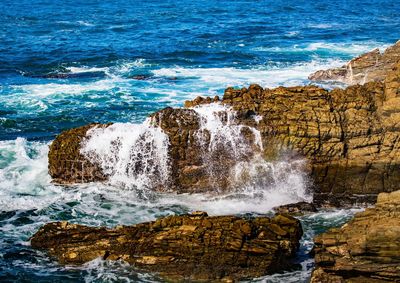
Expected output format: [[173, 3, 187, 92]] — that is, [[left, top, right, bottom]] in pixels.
[[310, 190, 400, 282], [30, 212, 303, 281], [309, 40, 400, 85]]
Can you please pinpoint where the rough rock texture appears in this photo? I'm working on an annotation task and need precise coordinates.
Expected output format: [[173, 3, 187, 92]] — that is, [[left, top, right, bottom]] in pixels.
[[48, 60, 400, 201], [309, 40, 400, 85], [310, 190, 400, 282], [48, 123, 110, 184], [273, 201, 317, 215], [187, 61, 400, 200], [31, 212, 303, 281]]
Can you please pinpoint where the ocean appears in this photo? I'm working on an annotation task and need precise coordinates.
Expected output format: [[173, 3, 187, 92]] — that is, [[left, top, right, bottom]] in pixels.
[[0, 0, 399, 281]]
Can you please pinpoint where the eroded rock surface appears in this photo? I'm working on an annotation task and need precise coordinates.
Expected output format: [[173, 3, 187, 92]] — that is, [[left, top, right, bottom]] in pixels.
[[48, 59, 400, 202], [310, 190, 400, 282], [309, 40, 400, 85], [187, 62, 400, 200], [30, 212, 303, 281]]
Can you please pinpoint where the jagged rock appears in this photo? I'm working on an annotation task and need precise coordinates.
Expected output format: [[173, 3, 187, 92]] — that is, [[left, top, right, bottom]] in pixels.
[[309, 40, 400, 85], [310, 190, 400, 282], [30, 212, 303, 281], [48, 59, 400, 203], [185, 62, 400, 200], [273, 201, 317, 215], [48, 123, 110, 184]]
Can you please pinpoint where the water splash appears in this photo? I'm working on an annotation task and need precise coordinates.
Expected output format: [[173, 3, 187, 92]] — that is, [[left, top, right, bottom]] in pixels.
[[80, 120, 170, 198]]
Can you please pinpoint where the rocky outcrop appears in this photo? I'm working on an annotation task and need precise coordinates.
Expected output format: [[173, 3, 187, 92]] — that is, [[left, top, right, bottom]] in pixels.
[[186, 61, 400, 200], [309, 40, 400, 85], [30, 212, 303, 281], [48, 123, 109, 184], [48, 60, 400, 202], [310, 190, 400, 282]]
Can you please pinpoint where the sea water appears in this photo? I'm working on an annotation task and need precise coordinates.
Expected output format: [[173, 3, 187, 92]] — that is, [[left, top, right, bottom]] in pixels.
[[0, 0, 399, 281]]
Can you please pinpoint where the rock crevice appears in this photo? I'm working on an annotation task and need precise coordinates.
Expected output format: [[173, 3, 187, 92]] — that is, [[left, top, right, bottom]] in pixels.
[[31, 212, 303, 281]]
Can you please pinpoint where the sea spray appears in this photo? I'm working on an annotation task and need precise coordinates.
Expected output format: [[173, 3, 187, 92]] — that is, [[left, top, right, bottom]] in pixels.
[[79, 103, 311, 204], [80, 120, 170, 198]]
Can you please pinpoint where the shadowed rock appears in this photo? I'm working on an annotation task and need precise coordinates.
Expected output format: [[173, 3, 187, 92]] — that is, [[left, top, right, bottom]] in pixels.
[[273, 201, 317, 215], [309, 40, 400, 85], [30, 212, 303, 282], [310, 190, 400, 282]]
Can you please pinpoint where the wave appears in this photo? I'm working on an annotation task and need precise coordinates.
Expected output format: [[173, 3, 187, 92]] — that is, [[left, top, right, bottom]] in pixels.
[[252, 41, 390, 56], [151, 59, 345, 88]]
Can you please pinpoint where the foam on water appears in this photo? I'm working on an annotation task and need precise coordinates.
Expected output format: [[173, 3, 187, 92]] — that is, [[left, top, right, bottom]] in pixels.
[[252, 41, 389, 56], [152, 59, 345, 88]]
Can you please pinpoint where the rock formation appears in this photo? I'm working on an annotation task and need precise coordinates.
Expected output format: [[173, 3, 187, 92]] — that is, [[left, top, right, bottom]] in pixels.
[[47, 44, 400, 204], [30, 212, 303, 281], [309, 40, 400, 85], [310, 190, 400, 282]]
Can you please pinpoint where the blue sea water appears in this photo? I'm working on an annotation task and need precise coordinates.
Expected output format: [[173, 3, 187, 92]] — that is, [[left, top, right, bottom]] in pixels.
[[0, 0, 399, 282]]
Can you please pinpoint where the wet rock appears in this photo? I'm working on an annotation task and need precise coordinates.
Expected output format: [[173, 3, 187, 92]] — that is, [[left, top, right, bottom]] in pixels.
[[309, 40, 400, 85], [185, 62, 400, 202], [48, 58, 400, 203], [30, 212, 303, 281], [310, 190, 400, 282], [273, 201, 317, 215], [48, 123, 110, 184]]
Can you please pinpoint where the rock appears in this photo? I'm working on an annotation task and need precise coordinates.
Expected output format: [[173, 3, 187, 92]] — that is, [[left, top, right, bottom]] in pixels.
[[48, 59, 400, 203], [273, 201, 317, 215], [309, 40, 400, 85], [185, 62, 400, 202], [310, 190, 400, 282], [48, 123, 110, 184], [30, 212, 303, 281]]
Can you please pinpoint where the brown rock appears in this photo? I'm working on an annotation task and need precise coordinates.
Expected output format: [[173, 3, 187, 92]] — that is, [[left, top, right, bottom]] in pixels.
[[273, 201, 317, 215], [309, 40, 400, 85], [48, 123, 110, 184], [310, 190, 400, 282], [30, 212, 303, 281], [48, 56, 400, 204]]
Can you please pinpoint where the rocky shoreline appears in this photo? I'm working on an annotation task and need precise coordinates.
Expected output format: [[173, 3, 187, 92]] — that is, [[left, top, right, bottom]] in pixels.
[[31, 41, 400, 281], [31, 212, 303, 282]]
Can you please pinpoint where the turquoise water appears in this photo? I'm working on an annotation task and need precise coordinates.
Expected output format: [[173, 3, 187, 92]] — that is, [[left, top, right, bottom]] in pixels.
[[0, 0, 398, 281]]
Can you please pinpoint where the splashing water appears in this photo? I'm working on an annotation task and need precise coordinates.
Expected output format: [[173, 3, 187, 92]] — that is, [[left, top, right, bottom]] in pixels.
[[80, 121, 170, 198]]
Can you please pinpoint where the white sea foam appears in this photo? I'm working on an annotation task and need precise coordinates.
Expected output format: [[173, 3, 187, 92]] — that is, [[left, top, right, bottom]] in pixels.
[[152, 59, 344, 88], [0, 138, 58, 211], [80, 121, 171, 197], [252, 41, 389, 56]]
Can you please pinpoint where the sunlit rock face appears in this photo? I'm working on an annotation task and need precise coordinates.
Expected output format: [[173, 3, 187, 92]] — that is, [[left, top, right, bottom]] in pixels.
[[31, 212, 303, 282], [309, 40, 400, 85], [310, 190, 400, 283], [48, 59, 400, 205]]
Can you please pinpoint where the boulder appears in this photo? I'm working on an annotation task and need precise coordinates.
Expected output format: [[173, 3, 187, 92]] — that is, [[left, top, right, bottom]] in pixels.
[[310, 190, 400, 282], [309, 40, 400, 85], [30, 212, 303, 282], [273, 201, 317, 215]]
